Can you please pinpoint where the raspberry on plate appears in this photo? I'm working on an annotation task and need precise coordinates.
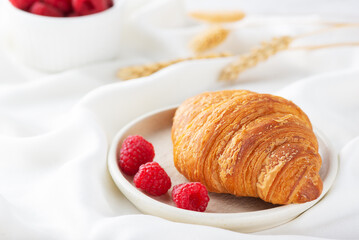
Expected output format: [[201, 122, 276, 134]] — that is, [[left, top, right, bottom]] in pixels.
[[172, 182, 210, 212], [9, 0, 37, 10], [29, 2, 64, 17], [117, 135, 155, 175], [134, 162, 171, 196]]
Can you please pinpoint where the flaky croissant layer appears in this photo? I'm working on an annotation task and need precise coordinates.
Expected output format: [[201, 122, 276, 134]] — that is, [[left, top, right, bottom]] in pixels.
[[172, 90, 323, 205]]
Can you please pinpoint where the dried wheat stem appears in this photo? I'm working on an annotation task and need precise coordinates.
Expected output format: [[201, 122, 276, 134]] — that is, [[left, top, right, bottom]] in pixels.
[[295, 22, 359, 39], [190, 25, 230, 53], [189, 10, 246, 23], [219, 36, 293, 82], [289, 42, 359, 50], [117, 53, 232, 80]]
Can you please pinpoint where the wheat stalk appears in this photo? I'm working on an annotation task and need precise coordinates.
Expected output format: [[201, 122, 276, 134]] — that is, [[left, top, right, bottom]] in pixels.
[[118, 22, 358, 82], [289, 42, 359, 50], [219, 36, 293, 82], [189, 10, 246, 23], [117, 53, 231, 80], [190, 25, 230, 53]]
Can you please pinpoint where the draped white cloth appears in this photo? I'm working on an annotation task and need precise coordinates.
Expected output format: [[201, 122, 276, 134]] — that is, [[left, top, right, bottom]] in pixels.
[[0, 0, 358, 239]]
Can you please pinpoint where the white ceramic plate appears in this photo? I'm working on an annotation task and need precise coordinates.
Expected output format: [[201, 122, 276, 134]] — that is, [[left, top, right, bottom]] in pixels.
[[108, 106, 338, 233]]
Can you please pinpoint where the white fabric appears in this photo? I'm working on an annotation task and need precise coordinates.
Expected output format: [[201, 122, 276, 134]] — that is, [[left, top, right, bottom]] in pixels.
[[0, 0, 359, 239]]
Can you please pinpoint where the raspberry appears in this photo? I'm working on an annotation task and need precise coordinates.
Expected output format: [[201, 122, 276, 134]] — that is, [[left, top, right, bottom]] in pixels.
[[9, 0, 37, 10], [72, 0, 109, 16], [172, 182, 210, 212], [134, 162, 171, 196], [106, 0, 113, 7], [67, 12, 80, 17], [43, 0, 72, 14], [117, 135, 155, 175], [29, 2, 64, 17]]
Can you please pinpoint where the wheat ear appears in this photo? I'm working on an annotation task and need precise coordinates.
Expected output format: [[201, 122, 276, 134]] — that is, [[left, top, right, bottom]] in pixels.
[[189, 10, 246, 23], [117, 53, 231, 80], [190, 25, 230, 53], [219, 36, 293, 81]]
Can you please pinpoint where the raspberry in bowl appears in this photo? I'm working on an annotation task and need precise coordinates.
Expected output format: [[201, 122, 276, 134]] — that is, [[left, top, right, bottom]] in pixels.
[[0, 0, 124, 72], [8, 0, 114, 17]]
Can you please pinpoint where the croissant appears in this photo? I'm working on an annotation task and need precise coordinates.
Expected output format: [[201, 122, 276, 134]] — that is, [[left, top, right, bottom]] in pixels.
[[172, 90, 323, 205]]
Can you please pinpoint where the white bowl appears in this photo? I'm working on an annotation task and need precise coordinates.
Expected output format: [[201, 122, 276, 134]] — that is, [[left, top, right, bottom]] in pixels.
[[1, 0, 124, 72]]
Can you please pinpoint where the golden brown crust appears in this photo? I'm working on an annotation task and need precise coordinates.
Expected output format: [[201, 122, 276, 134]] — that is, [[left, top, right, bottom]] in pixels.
[[172, 90, 323, 205]]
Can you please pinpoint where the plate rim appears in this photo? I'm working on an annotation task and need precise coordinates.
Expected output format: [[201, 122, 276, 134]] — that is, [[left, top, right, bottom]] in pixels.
[[107, 105, 338, 231]]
